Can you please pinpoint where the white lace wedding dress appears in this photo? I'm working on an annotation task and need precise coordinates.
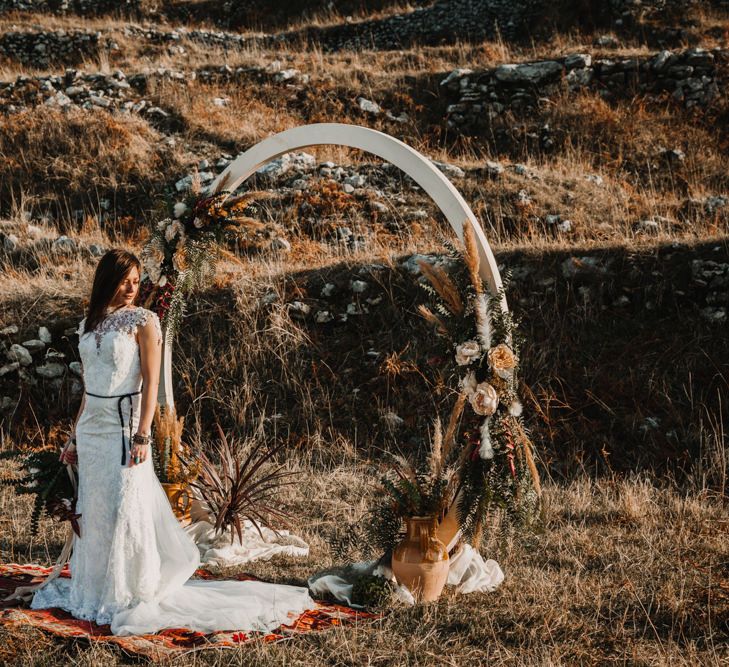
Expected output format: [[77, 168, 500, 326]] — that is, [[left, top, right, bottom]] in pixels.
[[30, 305, 315, 636]]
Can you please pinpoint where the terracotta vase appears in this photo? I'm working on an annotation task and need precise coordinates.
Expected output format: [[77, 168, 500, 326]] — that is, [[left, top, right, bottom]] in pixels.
[[392, 515, 449, 602], [437, 489, 465, 552], [436, 503, 461, 553], [162, 482, 192, 524]]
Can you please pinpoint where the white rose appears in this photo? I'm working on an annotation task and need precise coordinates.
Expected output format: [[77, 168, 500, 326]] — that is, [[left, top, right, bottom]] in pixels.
[[193, 217, 204, 229], [469, 381, 499, 417], [455, 339, 481, 366], [173, 202, 188, 218]]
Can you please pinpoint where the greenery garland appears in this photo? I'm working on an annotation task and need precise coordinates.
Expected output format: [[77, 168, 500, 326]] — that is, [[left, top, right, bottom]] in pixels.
[[139, 179, 264, 340]]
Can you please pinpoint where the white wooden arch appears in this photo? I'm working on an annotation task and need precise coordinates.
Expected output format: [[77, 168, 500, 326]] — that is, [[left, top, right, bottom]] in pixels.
[[158, 123, 505, 408]]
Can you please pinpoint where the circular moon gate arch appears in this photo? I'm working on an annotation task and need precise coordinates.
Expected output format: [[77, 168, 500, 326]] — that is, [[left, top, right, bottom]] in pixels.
[[158, 123, 506, 408]]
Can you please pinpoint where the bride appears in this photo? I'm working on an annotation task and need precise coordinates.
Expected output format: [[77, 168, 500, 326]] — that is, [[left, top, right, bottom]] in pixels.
[[30, 248, 316, 636]]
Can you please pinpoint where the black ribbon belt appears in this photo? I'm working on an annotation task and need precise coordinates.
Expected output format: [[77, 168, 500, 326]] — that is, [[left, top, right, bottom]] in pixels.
[[84, 390, 142, 465]]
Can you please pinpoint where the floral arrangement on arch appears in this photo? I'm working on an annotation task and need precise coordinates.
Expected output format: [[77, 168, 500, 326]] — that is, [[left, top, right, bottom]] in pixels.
[[367, 223, 542, 553], [417, 223, 542, 541], [139, 175, 264, 340]]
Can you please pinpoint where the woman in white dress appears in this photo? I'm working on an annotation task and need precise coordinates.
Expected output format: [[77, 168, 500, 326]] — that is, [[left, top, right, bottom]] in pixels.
[[31, 249, 315, 636]]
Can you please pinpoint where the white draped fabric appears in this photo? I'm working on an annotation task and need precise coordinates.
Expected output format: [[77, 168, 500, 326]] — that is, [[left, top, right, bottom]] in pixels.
[[184, 519, 310, 570], [30, 306, 315, 636], [307, 546, 504, 607]]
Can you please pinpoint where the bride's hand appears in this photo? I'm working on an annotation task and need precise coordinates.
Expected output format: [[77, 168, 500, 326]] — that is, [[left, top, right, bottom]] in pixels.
[[129, 443, 149, 467], [60, 437, 78, 465]]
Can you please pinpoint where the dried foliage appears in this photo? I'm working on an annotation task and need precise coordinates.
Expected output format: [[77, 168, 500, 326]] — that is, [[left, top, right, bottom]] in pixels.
[[188, 423, 297, 545], [152, 404, 199, 484]]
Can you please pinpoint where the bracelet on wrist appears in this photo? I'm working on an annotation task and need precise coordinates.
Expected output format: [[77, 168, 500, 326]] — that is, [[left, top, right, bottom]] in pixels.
[[132, 433, 151, 445]]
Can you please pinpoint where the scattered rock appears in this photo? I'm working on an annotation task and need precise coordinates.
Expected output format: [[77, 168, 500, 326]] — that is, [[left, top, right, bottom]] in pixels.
[[431, 160, 465, 179], [35, 362, 66, 378], [7, 344, 32, 366], [485, 160, 505, 177], [357, 97, 381, 115], [21, 339, 45, 353], [52, 235, 76, 252], [701, 306, 727, 323], [0, 362, 20, 377], [635, 219, 661, 234], [562, 256, 609, 279], [288, 301, 311, 318], [3, 233, 19, 252], [271, 237, 291, 252], [585, 174, 604, 186]]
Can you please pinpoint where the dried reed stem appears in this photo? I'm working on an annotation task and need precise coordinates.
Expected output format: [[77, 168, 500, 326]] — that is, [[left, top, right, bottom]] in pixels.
[[417, 260, 464, 316], [442, 392, 467, 462], [462, 221, 482, 295]]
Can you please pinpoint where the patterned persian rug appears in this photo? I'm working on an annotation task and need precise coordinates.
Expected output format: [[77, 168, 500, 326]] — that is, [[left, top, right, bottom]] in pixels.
[[0, 564, 378, 661]]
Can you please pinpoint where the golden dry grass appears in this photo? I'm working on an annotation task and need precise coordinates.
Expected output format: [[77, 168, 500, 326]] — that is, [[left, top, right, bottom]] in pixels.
[[0, 4, 728, 664]]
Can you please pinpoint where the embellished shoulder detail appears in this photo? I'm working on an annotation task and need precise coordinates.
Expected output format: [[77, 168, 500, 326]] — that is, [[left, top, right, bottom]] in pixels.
[[87, 306, 143, 351], [136, 307, 163, 346]]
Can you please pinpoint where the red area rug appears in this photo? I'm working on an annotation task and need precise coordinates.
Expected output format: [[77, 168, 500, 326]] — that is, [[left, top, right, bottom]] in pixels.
[[0, 564, 377, 661]]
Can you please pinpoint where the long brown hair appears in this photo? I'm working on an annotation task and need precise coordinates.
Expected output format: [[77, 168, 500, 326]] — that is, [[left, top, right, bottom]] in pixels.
[[82, 249, 142, 334]]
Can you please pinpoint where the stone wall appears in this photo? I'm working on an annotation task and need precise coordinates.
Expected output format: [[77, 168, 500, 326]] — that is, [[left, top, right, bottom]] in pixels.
[[0, 0, 139, 13], [300, 0, 547, 49], [441, 47, 726, 130], [0, 30, 102, 67]]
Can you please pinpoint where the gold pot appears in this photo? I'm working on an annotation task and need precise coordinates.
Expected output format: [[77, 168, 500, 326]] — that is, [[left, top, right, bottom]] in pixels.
[[392, 515, 449, 602], [162, 482, 192, 524]]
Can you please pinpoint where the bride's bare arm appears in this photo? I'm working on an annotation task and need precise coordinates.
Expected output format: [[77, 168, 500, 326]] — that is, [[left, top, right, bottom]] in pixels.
[[136, 316, 162, 438]]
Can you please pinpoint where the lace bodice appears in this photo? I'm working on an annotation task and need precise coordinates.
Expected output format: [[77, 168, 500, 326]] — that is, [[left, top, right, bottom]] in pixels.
[[77, 306, 162, 396]]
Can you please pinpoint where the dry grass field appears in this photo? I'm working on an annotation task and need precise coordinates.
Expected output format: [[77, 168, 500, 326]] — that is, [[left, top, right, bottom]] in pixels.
[[1, 1, 728, 664]]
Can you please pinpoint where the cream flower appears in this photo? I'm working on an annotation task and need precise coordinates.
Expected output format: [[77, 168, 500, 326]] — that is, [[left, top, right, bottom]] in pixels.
[[459, 371, 478, 395], [158, 274, 168, 287], [173, 202, 188, 218], [488, 343, 516, 380], [455, 339, 480, 366], [143, 244, 165, 283], [165, 220, 185, 243], [157, 217, 172, 232], [469, 381, 499, 416], [193, 217, 204, 229]]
